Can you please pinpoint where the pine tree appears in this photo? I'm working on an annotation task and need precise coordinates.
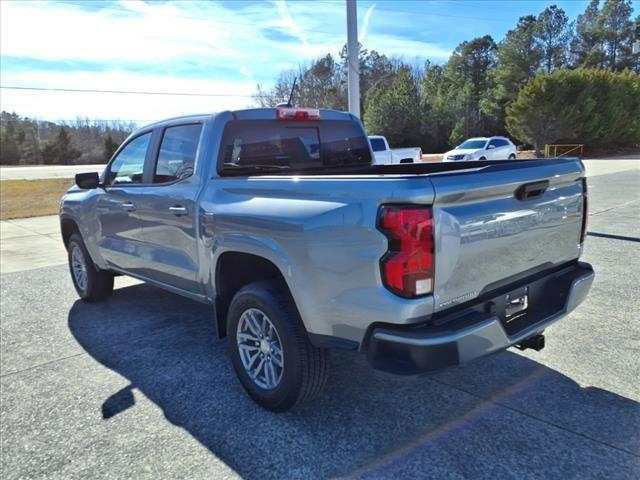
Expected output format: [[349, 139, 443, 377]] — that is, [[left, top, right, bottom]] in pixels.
[[572, 0, 605, 68], [535, 5, 574, 73], [103, 133, 119, 162], [363, 67, 422, 147], [598, 0, 635, 70], [41, 127, 81, 165]]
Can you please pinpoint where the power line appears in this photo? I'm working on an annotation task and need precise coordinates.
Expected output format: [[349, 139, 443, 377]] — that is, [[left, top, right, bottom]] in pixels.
[[1, 86, 261, 98]]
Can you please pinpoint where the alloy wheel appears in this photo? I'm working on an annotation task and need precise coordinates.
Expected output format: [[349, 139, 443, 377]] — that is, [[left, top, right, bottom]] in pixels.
[[236, 308, 284, 390], [70, 244, 88, 293]]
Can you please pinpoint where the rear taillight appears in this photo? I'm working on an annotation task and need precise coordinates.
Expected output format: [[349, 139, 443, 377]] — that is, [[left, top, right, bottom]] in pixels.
[[580, 177, 588, 244], [276, 108, 320, 121], [378, 206, 434, 298]]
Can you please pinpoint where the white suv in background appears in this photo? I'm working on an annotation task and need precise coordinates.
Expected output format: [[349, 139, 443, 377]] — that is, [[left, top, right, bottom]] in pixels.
[[443, 136, 517, 162]]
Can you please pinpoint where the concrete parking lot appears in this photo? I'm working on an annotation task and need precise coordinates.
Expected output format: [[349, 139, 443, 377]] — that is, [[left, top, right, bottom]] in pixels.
[[1, 159, 638, 479]]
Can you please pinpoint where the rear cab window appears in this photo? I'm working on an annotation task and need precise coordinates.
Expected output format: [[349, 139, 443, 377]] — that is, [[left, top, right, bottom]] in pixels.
[[219, 120, 372, 174], [369, 138, 386, 152]]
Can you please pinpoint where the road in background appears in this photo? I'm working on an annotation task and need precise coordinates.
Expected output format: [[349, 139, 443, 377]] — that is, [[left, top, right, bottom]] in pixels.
[[0, 164, 106, 180], [0, 162, 638, 479]]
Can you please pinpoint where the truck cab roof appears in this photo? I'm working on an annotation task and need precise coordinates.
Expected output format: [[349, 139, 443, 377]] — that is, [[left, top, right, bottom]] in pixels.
[[138, 108, 356, 133]]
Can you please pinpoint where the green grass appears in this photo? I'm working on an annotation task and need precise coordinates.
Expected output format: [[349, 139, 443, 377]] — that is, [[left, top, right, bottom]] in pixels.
[[0, 179, 73, 220]]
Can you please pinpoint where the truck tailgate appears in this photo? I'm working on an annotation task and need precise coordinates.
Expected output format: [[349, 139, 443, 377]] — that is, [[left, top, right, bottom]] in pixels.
[[429, 159, 585, 312]]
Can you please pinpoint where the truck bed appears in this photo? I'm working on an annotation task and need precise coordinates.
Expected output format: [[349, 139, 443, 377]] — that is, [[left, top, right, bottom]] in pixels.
[[219, 158, 565, 177]]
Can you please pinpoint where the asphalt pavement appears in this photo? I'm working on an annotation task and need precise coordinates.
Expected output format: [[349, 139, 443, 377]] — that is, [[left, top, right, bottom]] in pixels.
[[0, 162, 638, 479]]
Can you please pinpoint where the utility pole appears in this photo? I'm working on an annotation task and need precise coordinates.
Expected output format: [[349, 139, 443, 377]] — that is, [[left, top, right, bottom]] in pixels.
[[346, 0, 360, 117]]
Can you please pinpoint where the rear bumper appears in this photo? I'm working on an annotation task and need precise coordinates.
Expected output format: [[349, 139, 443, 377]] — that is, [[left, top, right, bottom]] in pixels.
[[366, 262, 594, 375]]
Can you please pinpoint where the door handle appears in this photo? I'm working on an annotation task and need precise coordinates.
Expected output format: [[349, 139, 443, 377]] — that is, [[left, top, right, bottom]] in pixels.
[[515, 180, 549, 200], [169, 206, 188, 216], [121, 202, 136, 211]]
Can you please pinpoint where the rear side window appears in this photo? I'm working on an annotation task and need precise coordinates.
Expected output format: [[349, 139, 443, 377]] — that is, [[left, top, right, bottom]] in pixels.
[[219, 120, 372, 173], [490, 139, 509, 147], [154, 124, 202, 183], [370, 138, 386, 152], [106, 133, 151, 185]]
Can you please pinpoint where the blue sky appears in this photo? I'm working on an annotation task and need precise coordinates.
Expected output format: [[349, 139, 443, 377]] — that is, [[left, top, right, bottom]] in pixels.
[[0, 0, 636, 123]]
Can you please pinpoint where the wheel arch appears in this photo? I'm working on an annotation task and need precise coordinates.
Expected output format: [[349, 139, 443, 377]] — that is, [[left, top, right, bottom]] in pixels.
[[214, 251, 299, 339], [60, 216, 81, 248]]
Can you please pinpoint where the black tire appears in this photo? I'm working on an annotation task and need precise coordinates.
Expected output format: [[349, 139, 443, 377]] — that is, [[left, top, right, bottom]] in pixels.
[[67, 233, 114, 302], [508, 154, 516, 160], [227, 280, 328, 412]]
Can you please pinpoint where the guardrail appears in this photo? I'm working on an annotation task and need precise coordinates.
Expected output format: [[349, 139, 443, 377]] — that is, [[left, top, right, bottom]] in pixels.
[[544, 144, 584, 158]]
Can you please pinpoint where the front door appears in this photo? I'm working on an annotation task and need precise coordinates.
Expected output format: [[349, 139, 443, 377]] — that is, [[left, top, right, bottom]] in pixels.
[[96, 132, 153, 272], [134, 123, 203, 293]]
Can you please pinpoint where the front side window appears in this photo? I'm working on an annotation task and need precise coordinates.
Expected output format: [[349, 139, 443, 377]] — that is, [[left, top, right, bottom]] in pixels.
[[154, 124, 202, 183], [106, 133, 151, 185]]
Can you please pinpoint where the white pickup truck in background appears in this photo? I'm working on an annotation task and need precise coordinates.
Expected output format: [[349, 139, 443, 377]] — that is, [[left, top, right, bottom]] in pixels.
[[368, 135, 423, 164]]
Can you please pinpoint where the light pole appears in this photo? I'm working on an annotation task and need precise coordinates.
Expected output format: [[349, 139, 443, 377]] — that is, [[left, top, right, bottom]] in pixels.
[[346, 0, 360, 118]]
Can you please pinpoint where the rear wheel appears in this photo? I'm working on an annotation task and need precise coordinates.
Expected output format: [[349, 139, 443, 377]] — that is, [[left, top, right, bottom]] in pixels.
[[479, 156, 486, 161], [508, 153, 516, 160], [67, 233, 114, 302], [227, 280, 328, 412]]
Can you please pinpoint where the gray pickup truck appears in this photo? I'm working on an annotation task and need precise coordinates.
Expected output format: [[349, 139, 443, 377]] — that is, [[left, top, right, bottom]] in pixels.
[[60, 107, 594, 411]]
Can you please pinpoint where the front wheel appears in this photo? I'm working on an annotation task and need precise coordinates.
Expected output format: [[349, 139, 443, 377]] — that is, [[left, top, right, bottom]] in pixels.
[[227, 280, 328, 412], [67, 233, 114, 302], [508, 153, 516, 160]]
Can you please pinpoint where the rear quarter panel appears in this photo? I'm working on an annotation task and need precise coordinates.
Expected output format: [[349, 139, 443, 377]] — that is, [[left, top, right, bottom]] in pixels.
[[200, 175, 436, 343]]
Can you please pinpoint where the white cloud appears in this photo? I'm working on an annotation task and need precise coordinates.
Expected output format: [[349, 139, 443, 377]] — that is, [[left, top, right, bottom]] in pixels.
[[359, 4, 376, 44], [0, 0, 453, 121], [274, 0, 309, 50], [0, 1, 246, 63], [0, 70, 255, 123]]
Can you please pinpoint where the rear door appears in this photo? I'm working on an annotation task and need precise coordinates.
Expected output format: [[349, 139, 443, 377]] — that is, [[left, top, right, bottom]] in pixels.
[[487, 139, 502, 159], [96, 131, 153, 271], [429, 159, 585, 312], [491, 139, 511, 159], [133, 123, 204, 293]]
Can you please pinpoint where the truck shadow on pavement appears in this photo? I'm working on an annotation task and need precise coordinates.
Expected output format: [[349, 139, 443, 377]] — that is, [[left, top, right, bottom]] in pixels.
[[68, 283, 639, 479]]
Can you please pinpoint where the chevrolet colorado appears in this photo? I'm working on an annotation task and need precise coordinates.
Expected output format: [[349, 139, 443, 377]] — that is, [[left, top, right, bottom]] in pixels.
[[60, 107, 594, 412]]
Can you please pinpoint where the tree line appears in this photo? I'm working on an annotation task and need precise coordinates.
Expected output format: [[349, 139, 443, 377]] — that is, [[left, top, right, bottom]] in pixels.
[[0, 112, 134, 165], [255, 0, 640, 154]]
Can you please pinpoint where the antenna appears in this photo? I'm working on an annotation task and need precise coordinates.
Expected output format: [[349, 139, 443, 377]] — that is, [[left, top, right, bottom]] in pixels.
[[287, 76, 298, 107], [276, 77, 298, 108]]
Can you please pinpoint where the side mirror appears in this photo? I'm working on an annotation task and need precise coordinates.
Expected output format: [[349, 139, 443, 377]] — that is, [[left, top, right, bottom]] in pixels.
[[487, 144, 495, 150], [75, 172, 101, 189]]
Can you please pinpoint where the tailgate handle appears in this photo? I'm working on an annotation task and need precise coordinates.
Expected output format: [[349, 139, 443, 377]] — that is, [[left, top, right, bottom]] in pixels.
[[515, 180, 549, 200]]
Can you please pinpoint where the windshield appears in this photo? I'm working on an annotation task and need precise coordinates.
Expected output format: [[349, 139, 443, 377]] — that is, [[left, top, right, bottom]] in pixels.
[[457, 140, 487, 149], [219, 120, 372, 173]]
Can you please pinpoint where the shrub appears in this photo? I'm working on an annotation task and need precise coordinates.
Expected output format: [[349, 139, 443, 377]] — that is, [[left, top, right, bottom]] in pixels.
[[506, 68, 640, 154]]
